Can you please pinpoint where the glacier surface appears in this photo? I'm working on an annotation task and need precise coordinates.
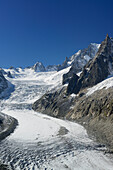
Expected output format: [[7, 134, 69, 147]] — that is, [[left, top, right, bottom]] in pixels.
[[0, 68, 113, 169]]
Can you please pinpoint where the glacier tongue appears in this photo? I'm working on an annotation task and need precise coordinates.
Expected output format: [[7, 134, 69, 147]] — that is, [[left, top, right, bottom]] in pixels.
[[0, 68, 113, 169]]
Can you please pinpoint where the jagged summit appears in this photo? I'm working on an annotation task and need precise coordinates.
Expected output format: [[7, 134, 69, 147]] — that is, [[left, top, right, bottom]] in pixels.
[[58, 43, 100, 72], [66, 34, 113, 94], [96, 34, 112, 57], [32, 62, 58, 72], [32, 62, 46, 72]]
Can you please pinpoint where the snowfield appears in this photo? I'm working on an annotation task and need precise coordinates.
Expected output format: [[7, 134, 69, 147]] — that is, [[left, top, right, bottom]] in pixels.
[[0, 68, 113, 170], [86, 76, 113, 96]]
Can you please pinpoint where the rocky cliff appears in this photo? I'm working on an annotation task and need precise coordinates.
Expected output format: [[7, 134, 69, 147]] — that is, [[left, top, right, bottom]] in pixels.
[[33, 35, 113, 151], [66, 34, 113, 94], [32, 81, 113, 150], [58, 43, 100, 72]]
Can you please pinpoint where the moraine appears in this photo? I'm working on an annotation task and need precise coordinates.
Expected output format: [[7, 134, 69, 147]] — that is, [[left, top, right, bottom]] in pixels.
[[0, 68, 113, 170]]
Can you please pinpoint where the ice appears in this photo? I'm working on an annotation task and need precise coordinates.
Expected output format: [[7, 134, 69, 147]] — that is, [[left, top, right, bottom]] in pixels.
[[0, 67, 113, 169]]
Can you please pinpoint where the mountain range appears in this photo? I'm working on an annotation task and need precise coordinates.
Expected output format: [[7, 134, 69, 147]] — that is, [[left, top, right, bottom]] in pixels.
[[32, 34, 113, 151], [0, 34, 113, 154], [31, 42, 100, 72]]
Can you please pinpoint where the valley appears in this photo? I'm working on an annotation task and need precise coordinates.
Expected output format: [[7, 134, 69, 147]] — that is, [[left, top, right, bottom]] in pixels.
[[0, 68, 113, 169]]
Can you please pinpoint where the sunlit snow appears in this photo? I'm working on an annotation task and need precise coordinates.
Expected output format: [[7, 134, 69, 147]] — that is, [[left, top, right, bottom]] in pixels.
[[0, 67, 113, 169], [86, 76, 113, 96]]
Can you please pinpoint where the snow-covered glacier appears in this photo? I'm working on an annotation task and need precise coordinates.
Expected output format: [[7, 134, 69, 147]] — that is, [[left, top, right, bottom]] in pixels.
[[0, 68, 113, 170]]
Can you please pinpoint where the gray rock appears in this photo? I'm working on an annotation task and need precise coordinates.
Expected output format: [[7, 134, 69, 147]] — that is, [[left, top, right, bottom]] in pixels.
[[33, 35, 113, 150], [32, 86, 75, 118], [0, 112, 18, 141], [32, 62, 46, 72], [63, 65, 79, 85], [33, 84, 113, 150], [46, 65, 58, 71], [7, 71, 13, 78], [0, 71, 8, 94], [58, 43, 100, 72], [57, 57, 69, 71], [67, 34, 113, 94]]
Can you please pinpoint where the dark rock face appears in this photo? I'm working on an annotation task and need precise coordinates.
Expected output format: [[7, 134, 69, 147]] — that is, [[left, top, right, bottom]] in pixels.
[[33, 84, 113, 149], [33, 35, 113, 150], [9, 66, 19, 72], [0, 112, 18, 141], [58, 43, 100, 72], [67, 35, 113, 94], [66, 74, 79, 94], [0, 68, 7, 75], [32, 86, 75, 118], [0, 71, 8, 94], [67, 87, 113, 149], [7, 71, 13, 78], [57, 57, 69, 71], [63, 65, 79, 85]]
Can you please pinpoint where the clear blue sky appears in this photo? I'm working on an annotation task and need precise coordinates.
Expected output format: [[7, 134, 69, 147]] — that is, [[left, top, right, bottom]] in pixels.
[[0, 0, 113, 68]]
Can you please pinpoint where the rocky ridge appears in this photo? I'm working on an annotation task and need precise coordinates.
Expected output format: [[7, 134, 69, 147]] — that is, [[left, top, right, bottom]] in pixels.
[[0, 70, 8, 94], [33, 35, 113, 150], [25, 43, 100, 72], [66, 34, 113, 94], [58, 43, 100, 72]]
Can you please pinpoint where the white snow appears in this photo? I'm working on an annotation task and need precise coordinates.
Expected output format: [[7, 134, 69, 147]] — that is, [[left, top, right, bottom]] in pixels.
[[77, 71, 82, 77], [91, 43, 101, 49], [70, 93, 77, 98], [0, 67, 113, 169], [84, 55, 91, 61], [3, 108, 90, 144], [86, 76, 113, 96]]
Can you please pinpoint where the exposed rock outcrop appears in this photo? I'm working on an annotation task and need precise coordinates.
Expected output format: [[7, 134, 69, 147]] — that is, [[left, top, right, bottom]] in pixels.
[[33, 84, 113, 149], [58, 43, 100, 72], [33, 35, 113, 150], [0, 112, 18, 141], [66, 34, 113, 94], [0, 71, 8, 94], [57, 57, 69, 71], [32, 62, 46, 72], [46, 65, 58, 71], [62, 65, 79, 85], [32, 86, 75, 118], [7, 71, 13, 78]]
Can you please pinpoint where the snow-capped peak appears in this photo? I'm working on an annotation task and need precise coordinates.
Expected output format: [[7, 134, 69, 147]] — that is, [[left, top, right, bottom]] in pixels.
[[66, 43, 100, 73], [32, 62, 46, 72]]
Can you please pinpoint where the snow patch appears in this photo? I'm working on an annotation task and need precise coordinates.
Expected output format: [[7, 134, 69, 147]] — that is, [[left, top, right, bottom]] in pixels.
[[84, 55, 91, 61], [86, 76, 113, 96], [70, 93, 77, 98]]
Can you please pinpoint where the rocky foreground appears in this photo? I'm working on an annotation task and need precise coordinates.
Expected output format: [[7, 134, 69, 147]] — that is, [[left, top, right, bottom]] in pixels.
[[0, 112, 18, 169]]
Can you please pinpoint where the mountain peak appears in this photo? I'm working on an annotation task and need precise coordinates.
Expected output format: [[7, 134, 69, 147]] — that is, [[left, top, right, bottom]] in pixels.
[[32, 62, 46, 72], [105, 33, 110, 40], [66, 35, 113, 94]]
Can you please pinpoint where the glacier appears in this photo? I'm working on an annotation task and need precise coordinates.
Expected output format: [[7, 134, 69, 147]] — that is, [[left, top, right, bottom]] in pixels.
[[0, 68, 113, 169]]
